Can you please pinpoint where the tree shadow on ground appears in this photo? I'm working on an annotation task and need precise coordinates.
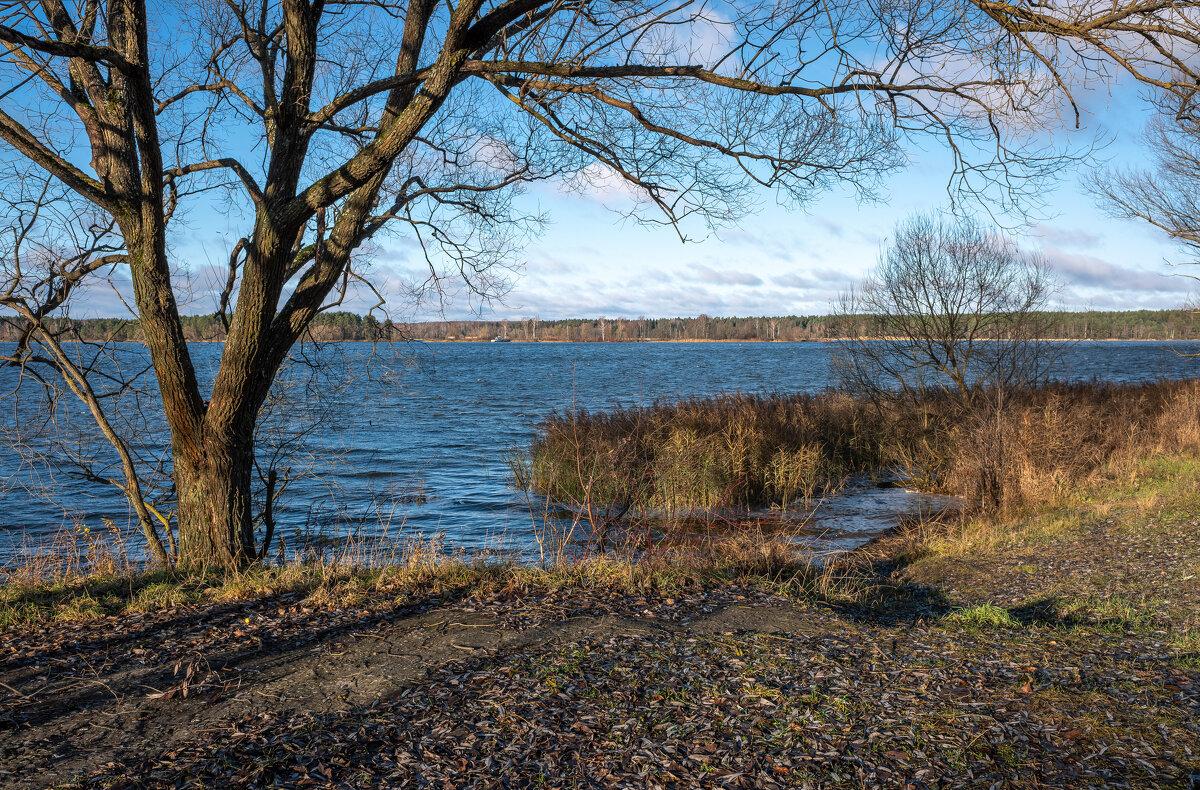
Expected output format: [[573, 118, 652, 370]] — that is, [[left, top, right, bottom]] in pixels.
[[0, 578, 483, 731], [1005, 594, 1158, 630], [792, 548, 961, 626]]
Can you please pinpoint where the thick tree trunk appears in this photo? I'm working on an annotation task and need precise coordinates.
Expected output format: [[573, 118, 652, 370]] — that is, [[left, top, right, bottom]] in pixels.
[[174, 437, 257, 569]]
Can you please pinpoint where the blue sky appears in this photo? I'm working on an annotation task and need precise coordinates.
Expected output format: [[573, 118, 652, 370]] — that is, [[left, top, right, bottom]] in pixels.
[[474, 170, 1186, 321], [358, 163, 1188, 322], [77, 45, 1192, 323], [157, 97, 1190, 323], [346, 75, 1192, 322]]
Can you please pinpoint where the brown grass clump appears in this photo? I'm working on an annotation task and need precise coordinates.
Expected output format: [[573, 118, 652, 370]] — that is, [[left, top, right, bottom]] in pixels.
[[514, 379, 1200, 518], [0, 522, 854, 629], [511, 391, 888, 518], [940, 379, 1200, 509], [2, 517, 141, 588]]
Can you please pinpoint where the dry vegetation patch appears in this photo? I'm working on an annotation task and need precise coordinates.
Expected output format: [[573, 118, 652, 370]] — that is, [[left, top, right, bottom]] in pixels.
[[898, 455, 1200, 651], [514, 380, 1200, 528]]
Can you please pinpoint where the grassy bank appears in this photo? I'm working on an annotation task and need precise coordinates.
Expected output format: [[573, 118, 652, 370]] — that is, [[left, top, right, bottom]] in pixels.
[[878, 451, 1200, 662], [5, 443, 1199, 645], [0, 527, 842, 630], [512, 380, 1200, 519]]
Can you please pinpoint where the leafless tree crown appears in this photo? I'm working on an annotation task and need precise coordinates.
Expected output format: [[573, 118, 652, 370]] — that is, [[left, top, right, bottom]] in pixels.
[[832, 212, 1059, 409]]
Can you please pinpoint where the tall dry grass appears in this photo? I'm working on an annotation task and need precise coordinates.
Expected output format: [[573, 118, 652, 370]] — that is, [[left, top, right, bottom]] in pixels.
[[1, 511, 855, 628], [2, 517, 140, 587], [940, 379, 1200, 509], [513, 380, 1200, 519], [510, 392, 888, 518]]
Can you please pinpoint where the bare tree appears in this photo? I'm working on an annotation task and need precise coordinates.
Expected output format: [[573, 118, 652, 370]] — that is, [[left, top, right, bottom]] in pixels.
[[831, 212, 1059, 508], [0, 0, 1090, 568], [832, 212, 1058, 408], [1088, 103, 1200, 279]]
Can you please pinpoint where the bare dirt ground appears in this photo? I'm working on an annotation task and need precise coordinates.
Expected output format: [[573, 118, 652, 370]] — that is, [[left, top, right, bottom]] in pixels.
[[2, 585, 789, 787], [2, 512, 1199, 789]]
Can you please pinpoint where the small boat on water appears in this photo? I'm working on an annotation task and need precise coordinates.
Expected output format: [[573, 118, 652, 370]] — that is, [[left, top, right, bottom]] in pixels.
[[490, 335, 511, 343]]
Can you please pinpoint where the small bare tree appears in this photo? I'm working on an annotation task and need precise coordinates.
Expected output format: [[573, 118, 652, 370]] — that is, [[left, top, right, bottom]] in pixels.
[[832, 212, 1059, 507], [833, 212, 1058, 408]]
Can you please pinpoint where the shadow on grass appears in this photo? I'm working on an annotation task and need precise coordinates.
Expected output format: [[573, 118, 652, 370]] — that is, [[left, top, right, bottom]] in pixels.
[[805, 540, 1161, 632], [3, 567, 208, 619], [0, 575, 485, 735], [782, 542, 961, 625], [0, 567, 485, 669], [1004, 595, 1160, 631]]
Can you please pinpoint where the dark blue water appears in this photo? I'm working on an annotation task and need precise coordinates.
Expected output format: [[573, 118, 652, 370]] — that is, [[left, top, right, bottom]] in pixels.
[[0, 341, 1195, 562]]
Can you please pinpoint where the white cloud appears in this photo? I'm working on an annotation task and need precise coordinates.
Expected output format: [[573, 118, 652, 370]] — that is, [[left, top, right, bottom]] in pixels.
[[558, 163, 646, 204], [690, 264, 763, 286], [1032, 223, 1102, 249], [811, 215, 845, 239], [774, 272, 818, 290], [1042, 245, 1184, 306]]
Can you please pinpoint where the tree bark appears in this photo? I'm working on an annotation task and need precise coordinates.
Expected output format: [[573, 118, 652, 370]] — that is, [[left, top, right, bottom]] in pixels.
[[174, 435, 257, 569]]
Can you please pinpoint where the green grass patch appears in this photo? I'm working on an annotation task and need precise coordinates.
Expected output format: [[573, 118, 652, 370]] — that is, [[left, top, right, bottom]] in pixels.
[[943, 603, 1021, 629], [1169, 630, 1200, 669], [1053, 595, 1161, 632], [922, 452, 1200, 559]]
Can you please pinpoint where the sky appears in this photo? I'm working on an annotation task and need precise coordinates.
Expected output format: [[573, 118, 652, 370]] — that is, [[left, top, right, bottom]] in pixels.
[[356, 156, 1190, 322], [57, 11, 1195, 323], [477, 170, 1188, 321], [132, 83, 1193, 324], [339, 79, 1194, 322]]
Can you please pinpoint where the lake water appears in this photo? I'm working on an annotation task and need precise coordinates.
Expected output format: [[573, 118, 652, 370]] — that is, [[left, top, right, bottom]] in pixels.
[[0, 340, 1196, 564]]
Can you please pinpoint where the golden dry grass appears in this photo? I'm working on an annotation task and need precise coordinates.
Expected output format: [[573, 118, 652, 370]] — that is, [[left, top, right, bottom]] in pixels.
[[517, 379, 1200, 517]]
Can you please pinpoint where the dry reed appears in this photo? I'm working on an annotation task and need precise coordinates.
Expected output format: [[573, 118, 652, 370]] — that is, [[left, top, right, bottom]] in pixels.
[[515, 380, 1200, 517]]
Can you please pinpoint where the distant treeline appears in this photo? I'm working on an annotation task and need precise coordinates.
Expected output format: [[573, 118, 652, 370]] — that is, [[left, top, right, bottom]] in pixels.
[[1, 309, 1197, 343]]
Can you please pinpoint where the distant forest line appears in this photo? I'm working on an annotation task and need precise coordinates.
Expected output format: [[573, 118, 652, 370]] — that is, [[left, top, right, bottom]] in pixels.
[[1, 310, 1198, 343]]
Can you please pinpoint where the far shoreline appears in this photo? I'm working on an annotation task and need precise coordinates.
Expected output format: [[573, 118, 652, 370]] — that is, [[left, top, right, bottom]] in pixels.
[[40, 336, 1200, 345]]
